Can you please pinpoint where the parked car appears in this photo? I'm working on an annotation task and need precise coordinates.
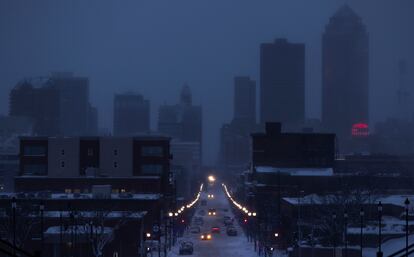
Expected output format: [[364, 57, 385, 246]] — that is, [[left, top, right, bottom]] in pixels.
[[179, 241, 194, 255], [194, 217, 204, 226], [190, 226, 201, 234], [226, 227, 237, 236]]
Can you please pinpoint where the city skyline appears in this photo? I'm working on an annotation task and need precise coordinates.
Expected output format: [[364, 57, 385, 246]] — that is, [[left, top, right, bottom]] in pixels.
[[0, 1, 413, 164]]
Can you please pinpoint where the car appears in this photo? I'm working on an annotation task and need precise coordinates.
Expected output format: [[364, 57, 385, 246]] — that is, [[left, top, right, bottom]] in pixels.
[[194, 217, 204, 225], [200, 233, 212, 240], [179, 241, 194, 255], [207, 194, 214, 199], [190, 226, 201, 234], [224, 219, 233, 226], [226, 227, 237, 236], [211, 226, 220, 233], [208, 208, 216, 216]]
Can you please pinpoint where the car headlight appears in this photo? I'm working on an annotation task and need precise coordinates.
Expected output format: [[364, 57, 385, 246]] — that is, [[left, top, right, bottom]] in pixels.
[[207, 234, 211, 239], [213, 212, 216, 215], [201, 235, 204, 239]]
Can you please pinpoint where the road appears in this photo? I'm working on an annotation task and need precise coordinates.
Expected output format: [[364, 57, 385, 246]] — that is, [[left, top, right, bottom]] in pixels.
[[168, 182, 258, 257]]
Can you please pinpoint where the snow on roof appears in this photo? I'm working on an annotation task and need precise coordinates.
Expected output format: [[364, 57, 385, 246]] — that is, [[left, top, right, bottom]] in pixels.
[[49, 193, 160, 200], [45, 225, 113, 235], [255, 166, 333, 176], [283, 194, 414, 208], [42, 211, 147, 219]]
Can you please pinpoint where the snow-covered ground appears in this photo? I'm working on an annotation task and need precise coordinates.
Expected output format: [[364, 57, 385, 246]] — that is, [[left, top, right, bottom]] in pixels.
[[363, 235, 414, 257], [166, 182, 280, 257]]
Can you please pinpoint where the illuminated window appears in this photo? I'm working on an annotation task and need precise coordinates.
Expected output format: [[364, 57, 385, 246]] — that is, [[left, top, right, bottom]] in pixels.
[[65, 189, 72, 194], [121, 189, 126, 193]]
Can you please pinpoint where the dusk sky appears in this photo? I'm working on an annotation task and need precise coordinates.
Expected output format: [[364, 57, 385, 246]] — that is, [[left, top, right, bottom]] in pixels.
[[1, 0, 413, 163]]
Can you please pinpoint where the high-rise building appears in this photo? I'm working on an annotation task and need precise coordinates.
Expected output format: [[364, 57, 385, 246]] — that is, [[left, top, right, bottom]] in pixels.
[[9, 79, 60, 136], [158, 84, 202, 144], [51, 72, 90, 136], [158, 84, 202, 167], [322, 5, 369, 141], [9, 73, 98, 137], [234, 76, 256, 124], [260, 38, 305, 129], [113, 93, 150, 136]]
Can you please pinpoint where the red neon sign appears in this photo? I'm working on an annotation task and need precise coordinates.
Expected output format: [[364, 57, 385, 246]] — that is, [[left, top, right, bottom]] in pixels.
[[351, 123, 369, 137]]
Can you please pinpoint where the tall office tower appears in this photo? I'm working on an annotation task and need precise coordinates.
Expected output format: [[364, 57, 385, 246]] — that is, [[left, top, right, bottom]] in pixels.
[[396, 60, 411, 121], [113, 93, 150, 136], [158, 84, 202, 162], [50, 72, 90, 136], [234, 76, 256, 124], [9, 79, 60, 136], [260, 38, 305, 130], [322, 5, 369, 140]]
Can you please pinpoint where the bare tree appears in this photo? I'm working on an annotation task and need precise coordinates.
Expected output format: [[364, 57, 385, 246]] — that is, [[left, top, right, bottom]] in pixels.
[[79, 210, 131, 257], [0, 201, 39, 249]]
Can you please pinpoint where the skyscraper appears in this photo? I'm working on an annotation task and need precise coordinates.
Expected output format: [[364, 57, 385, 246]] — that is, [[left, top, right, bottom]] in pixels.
[[9, 73, 98, 137], [158, 84, 202, 163], [51, 72, 90, 136], [260, 38, 305, 129], [322, 5, 369, 140], [234, 76, 256, 124], [113, 93, 150, 136], [9, 79, 60, 136]]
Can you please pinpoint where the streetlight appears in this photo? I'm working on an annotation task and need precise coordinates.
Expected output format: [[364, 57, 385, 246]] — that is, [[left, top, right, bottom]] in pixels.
[[344, 211, 348, 257], [40, 201, 45, 253], [405, 198, 410, 257], [333, 212, 337, 257], [274, 232, 279, 238], [207, 175, 216, 183], [377, 201, 383, 257], [360, 208, 364, 257], [11, 197, 16, 256]]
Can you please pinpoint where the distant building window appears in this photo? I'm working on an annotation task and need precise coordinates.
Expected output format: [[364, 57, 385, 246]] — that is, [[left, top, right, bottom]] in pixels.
[[141, 164, 163, 175], [87, 148, 94, 156], [142, 146, 163, 157], [23, 145, 46, 156], [121, 189, 126, 193], [114, 149, 118, 156], [22, 164, 46, 175], [61, 149, 65, 156], [61, 161, 65, 168], [65, 189, 72, 194], [113, 161, 118, 168]]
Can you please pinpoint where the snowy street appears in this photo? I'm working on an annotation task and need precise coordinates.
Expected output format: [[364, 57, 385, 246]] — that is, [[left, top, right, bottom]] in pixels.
[[167, 182, 261, 257]]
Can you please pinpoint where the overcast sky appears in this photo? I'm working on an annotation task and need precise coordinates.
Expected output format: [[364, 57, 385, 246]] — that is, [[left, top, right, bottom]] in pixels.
[[0, 0, 413, 164]]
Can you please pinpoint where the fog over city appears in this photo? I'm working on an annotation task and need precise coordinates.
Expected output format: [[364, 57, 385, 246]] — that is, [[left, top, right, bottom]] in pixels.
[[1, 0, 413, 163], [1, 1, 414, 257]]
